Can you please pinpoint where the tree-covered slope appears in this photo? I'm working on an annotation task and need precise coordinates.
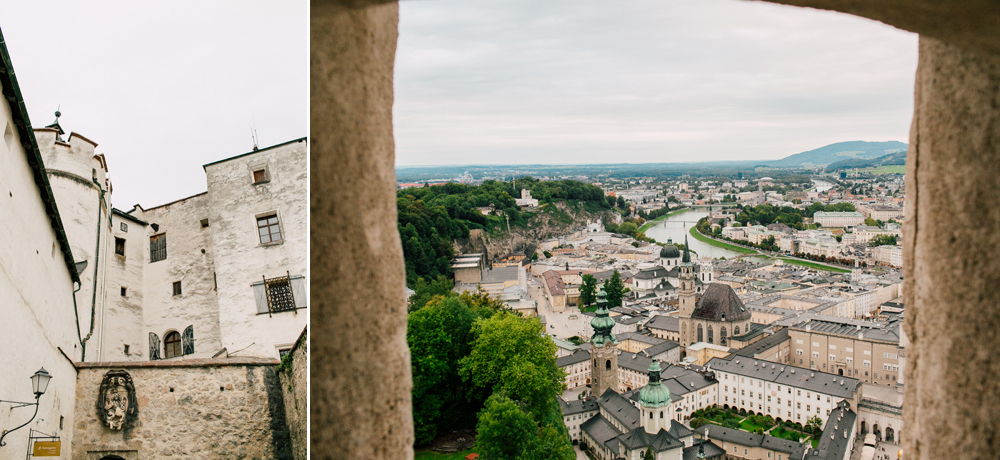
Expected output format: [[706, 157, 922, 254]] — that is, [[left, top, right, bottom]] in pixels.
[[770, 141, 908, 167]]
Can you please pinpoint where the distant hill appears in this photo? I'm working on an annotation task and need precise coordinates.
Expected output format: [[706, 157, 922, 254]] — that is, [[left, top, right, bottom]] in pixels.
[[824, 149, 907, 172], [770, 141, 908, 167]]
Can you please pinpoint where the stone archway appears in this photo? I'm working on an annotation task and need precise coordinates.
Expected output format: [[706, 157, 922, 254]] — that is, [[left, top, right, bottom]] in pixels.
[[886, 427, 895, 443], [314, 3, 1000, 460], [873, 424, 882, 441], [838, 369, 844, 376], [861, 421, 867, 434]]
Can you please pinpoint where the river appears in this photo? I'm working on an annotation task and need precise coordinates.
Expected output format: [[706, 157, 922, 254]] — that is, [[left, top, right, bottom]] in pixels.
[[643, 209, 742, 259], [812, 179, 833, 192]]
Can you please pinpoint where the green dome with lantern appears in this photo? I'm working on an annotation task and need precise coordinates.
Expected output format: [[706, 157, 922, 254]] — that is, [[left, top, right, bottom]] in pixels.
[[638, 360, 671, 408], [590, 287, 617, 347]]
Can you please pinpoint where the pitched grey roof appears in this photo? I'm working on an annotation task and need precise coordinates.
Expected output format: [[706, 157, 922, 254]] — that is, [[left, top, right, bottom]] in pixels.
[[560, 397, 599, 416], [706, 356, 860, 399], [643, 340, 680, 359], [730, 329, 790, 358], [635, 266, 671, 280], [556, 349, 590, 367], [682, 440, 726, 460], [597, 388, 640, 430], [696, 426, 803, 455], [617, 426, 684, 452], [581, 414, 623, 451], [692, 283, 752, 322], [645, 315, 680, 333], [812, 401, 857, 460]]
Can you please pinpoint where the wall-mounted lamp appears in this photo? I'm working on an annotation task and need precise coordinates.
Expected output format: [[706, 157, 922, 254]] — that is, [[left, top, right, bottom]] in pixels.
[[0, 368, 52, 448]]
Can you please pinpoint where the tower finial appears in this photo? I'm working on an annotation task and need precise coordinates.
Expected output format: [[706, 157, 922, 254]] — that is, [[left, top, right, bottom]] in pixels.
[[46, 106, 65, 140], [682, 235, 691, 263]]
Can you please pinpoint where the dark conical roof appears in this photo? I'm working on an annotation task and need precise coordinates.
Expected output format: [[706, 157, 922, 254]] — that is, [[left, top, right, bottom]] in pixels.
[[682, 235, 691, 263], [691, 283, 751, 322]]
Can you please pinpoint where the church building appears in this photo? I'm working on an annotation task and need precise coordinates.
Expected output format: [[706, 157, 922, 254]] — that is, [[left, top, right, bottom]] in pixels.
[[677, 237, 752, 350]]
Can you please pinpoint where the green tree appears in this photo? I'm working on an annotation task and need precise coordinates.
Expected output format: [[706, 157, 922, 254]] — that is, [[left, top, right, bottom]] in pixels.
[[459, 312, 565, 419], [869, 234, 898, 247], [603, 270, 627, 308], [579, 274, 598, 308], [806, 415, 823, 436], [407, 296, 477, 444], [523, 423, 575, 460], [531, 252, 538, 260], [475, 393, 538, 460], [865, 217, 880, 227], [543, 250, 552, 258], [407, 275, 455, 312], [644, 447, 656, 460]]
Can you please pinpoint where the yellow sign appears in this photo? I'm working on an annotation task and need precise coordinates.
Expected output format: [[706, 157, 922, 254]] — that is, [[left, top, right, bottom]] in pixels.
[[32, 441, 61, 457]]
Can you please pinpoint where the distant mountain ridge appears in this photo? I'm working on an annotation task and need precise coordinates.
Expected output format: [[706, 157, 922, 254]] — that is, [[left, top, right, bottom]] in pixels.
[[824, 149, 907, 172], [770, 140, 908, 167]]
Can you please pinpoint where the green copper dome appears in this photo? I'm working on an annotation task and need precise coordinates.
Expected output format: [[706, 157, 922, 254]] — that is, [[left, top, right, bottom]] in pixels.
[[639, 360, 671, 408]]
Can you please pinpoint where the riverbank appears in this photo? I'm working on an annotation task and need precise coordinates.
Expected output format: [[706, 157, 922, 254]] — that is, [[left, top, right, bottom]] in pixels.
[[689, 227, 852, 273], [688, 226, 758, 255], [638, 207, 689, 233]]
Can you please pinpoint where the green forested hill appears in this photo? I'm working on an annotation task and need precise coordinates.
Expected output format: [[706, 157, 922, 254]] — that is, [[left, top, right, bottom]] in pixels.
[[771, 141, 907, 167], [824, 150, 906, 172], [398, 178, 609, 285]]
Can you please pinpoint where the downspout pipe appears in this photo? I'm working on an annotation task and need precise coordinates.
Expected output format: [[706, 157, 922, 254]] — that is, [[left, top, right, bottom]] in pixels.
[[78, 178, 107, 362]]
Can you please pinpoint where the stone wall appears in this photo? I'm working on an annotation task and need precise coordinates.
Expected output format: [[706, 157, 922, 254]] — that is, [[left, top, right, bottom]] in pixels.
[[278, 328, 308, 460], [73, 358, 292, 459]]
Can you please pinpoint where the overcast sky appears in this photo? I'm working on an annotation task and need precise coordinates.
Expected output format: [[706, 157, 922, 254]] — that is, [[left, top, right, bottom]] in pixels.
[[2, 1, 307, 208], [394, 0, 918, 166]]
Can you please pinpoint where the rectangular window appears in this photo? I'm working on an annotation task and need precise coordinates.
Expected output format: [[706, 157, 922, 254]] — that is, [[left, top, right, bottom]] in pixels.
[[253, 273, 308, 315], [173, 281, 182, 296], [257, 214, 282, 244], [201, 218, 210, 228], [115, 237, 126, 257], [150, 233, 167, 262], [120, 222, 128, 232], [830, 354, 836, 361], [847, 357, 853, 364], [121, 287, 127, 297], [253, 168, 269, 184]]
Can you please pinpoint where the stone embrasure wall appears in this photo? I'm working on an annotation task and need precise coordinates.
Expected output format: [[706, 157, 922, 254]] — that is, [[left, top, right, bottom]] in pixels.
[[279, 328, 308, 460], [73, 358, 292, 459]]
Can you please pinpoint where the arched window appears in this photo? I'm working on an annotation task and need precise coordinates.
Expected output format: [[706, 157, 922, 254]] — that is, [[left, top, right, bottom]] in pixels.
[[734, 326, 741, 336], [164, 331, 182, 358], [708, 325, 714, 344], [721, 327, 727, 346], [606, 360, 611, 370], [660, 411, 664, 418], [697, 324, 704, 343]]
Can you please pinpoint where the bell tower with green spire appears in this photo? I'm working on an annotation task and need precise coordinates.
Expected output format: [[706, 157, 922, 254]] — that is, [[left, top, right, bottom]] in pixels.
[[589, 288, 618, 397]]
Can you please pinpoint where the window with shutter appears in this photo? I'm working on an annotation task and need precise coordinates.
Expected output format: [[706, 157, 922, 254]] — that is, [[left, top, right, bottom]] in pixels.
[[150, 233, 167, 262]]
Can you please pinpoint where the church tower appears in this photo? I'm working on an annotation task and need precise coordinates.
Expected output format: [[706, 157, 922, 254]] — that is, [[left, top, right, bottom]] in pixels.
[[590, 289, 619, 397], [678, 235, 696, 347], [639, 360, 672, 434]]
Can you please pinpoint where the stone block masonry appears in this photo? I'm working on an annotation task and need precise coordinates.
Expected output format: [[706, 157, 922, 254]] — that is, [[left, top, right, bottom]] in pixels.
[[278, 328, 307, 460], [73, 358, 292, 459]]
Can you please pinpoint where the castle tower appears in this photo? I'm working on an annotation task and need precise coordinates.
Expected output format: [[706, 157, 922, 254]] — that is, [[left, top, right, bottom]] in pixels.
[[639, 360, 672, 434], [589, 289, 619, 397], [35, 111, 113, 362]]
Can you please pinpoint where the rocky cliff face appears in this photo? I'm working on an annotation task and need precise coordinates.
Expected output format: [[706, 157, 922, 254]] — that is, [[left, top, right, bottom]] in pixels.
[[454, 203, 618, 261]]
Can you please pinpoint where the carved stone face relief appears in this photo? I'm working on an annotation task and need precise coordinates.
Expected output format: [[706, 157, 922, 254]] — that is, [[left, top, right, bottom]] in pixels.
[[97, 370, 136, 431]]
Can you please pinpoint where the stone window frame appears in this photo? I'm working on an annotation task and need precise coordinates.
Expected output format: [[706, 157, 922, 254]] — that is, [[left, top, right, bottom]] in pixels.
[[254, 210, 285, 246], [249, 161, 271, 185]]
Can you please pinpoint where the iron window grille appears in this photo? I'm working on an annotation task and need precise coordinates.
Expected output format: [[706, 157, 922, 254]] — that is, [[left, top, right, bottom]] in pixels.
[[264, 271, 296, 315], [150, 233, 167, 262]]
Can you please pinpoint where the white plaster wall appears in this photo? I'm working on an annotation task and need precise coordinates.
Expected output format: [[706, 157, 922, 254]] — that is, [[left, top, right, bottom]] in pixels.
[[37, 130, 111, 363], [1, 97, 78, 458], [97, 213, 147, 361], [204, 139, 308, 358], [134, 193, 223, 359]]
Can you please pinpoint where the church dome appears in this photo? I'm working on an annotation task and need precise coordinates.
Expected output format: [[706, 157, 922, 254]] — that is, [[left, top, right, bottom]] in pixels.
[[659, 244, 680, 258], [638, 360, 671, 408]]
